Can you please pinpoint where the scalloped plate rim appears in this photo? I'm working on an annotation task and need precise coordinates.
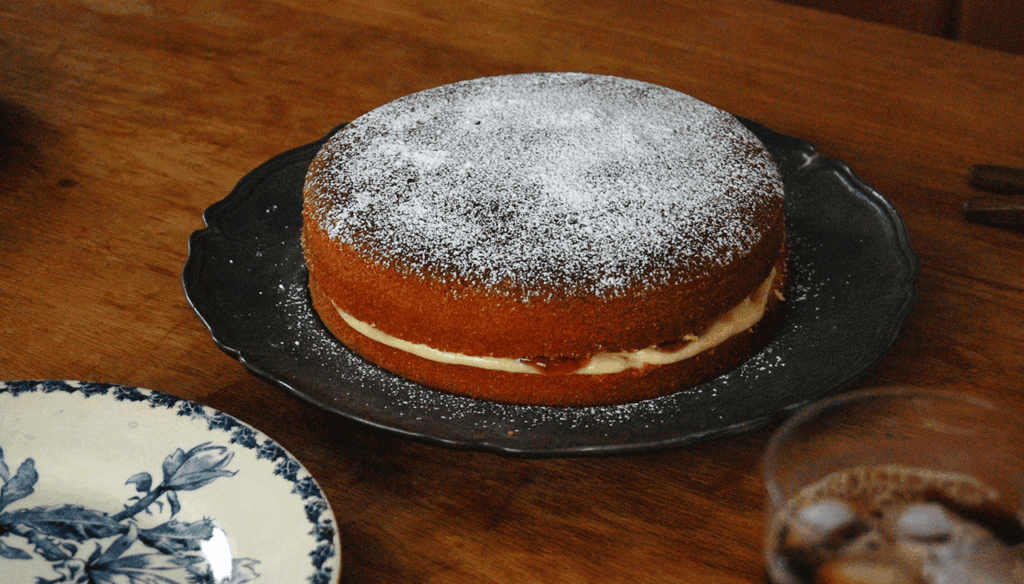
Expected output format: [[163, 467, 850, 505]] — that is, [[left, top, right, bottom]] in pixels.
[[182, 119, 919, 457]]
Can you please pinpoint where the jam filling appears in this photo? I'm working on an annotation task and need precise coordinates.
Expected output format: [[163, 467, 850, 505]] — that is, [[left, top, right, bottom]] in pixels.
[[654, 334, 699, 353], [517, 355, 593, 375], [519, 334, 701, 375]]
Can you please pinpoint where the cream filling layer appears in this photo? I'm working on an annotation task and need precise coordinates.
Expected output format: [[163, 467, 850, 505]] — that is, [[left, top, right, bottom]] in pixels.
[[333, 267, 779, 376]]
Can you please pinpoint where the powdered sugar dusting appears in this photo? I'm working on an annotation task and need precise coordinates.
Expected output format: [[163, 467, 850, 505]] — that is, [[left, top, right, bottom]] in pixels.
[[306, 73, 784, 299]]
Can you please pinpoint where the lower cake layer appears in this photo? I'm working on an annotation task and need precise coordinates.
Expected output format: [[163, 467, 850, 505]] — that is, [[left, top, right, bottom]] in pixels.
[[307, 261, 788, 407]]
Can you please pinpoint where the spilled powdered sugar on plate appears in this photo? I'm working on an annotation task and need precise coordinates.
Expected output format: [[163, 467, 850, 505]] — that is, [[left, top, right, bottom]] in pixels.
[[305, 73, 784, 299], [183, 105, 918, 456]]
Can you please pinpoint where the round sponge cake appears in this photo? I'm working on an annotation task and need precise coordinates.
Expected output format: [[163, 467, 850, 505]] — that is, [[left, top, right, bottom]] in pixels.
[[302, 72, 787, 406]]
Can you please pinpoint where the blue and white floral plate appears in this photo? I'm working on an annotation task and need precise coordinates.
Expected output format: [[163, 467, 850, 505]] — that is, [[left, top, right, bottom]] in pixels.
[[0, 380, 340, 584]]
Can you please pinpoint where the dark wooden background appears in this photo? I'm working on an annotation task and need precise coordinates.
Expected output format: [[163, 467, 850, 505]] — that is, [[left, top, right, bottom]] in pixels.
[[781, 0, 1024, 54]]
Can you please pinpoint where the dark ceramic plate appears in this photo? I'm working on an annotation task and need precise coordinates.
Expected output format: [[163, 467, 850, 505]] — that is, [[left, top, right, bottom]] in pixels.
[[183, 120, 919, 457]]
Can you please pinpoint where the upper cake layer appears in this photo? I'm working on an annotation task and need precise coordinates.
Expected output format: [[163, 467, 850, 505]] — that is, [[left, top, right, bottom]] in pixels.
[[303, 72, 785, 301]]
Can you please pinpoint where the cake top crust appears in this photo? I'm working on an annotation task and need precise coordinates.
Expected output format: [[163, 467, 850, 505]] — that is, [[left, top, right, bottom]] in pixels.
[[305, 72, 784, 299]]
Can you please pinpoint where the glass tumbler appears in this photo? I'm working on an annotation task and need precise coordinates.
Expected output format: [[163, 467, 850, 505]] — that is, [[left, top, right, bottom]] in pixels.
[[762, 387, 1024, 584]]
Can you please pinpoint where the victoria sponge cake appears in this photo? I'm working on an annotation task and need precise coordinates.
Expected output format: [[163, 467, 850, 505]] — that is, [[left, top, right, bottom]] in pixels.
[[301, 72, 787, 407]]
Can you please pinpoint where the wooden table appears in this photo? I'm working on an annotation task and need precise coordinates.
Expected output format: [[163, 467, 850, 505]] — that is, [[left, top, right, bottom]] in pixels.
[[3, 0, 1023, 581]]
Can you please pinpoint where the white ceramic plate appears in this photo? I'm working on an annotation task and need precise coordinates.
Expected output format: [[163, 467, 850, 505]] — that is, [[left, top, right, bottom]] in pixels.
[[0, 380, 340, 584]]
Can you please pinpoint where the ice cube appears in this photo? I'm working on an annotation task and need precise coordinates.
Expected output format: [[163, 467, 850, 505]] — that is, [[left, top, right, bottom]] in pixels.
[[896, 503, 954, 542], [892, 505, 1023, 584], [785, 499, 862, 549], [799, 499, 860, 534]]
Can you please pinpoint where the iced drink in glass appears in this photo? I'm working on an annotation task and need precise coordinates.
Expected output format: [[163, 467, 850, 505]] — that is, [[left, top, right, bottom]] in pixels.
[[763, 388, 1024, 584]]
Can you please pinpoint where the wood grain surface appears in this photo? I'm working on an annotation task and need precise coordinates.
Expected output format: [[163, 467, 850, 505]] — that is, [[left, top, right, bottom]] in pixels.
[[2, 0, 1023, 582]]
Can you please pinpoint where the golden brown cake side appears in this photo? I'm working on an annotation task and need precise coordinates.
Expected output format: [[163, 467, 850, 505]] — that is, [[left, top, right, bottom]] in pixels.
[[304, 241, 788, 406], [301, 206, 784, 358]]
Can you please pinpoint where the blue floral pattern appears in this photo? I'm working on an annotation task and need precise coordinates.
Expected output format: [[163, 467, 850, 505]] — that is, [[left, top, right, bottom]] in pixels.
[[0, 380, 338, 584]]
